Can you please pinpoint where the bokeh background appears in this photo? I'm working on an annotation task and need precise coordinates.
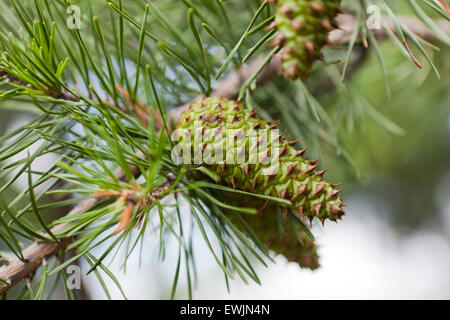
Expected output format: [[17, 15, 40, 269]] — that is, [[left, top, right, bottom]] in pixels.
[[1, 1, 449, 299]]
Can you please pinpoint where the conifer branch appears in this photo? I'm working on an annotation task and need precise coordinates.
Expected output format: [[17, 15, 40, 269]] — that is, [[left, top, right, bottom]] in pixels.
[[0, 12, 448, 295], [0, 49, 279, 293], [170, 13, 449, 123], [0, 167, 141, 294], [0, 69, 80, 102]]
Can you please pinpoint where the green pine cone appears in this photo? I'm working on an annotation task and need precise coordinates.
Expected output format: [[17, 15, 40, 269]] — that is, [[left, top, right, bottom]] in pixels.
[[175, 97, 345, 223], [270, 0, 342, 79], [174, 97, 345, 268]]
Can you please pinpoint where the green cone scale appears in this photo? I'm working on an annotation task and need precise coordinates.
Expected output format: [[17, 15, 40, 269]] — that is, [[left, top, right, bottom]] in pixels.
[[175, 97, 345, 268], [269, 0, 342, 79]]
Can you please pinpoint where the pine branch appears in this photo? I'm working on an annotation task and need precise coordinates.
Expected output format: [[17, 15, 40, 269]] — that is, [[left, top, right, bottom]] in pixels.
[[0, 13, 448, 295], [0, 166, 141, 294], [171, 13, 450, 123], [0, 69, 80, 102], [0, 51, 281, 294]]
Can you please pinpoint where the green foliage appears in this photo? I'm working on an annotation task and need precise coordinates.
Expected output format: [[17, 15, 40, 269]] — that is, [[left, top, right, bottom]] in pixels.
[[0, 0, 448, 299]]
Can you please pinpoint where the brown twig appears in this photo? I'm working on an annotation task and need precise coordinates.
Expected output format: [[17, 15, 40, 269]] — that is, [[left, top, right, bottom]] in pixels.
[[0, 166, 140, 294], [1, 13, 449, 295]]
